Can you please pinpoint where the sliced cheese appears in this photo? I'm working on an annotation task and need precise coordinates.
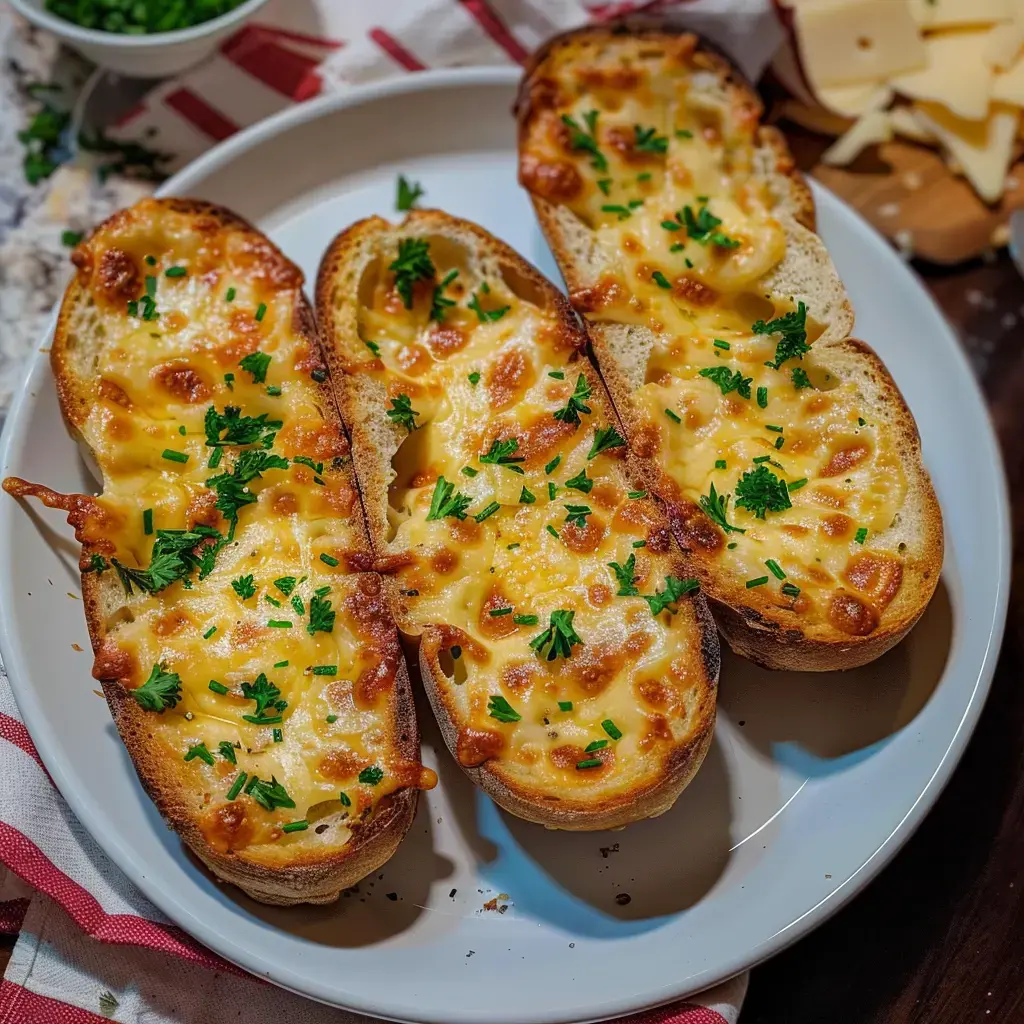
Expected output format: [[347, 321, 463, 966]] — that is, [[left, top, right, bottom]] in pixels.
[[890, 29, 995, 121], [993, 48, 1024, 103], [818, 82, 894, 117], [984, 18, 1024, 68], [889, 104, 936, 143], [795, 0, 927, 90], [821, 110, 894, 165], [909, 0, 1010, 27], [914, 101, 1019, 201]]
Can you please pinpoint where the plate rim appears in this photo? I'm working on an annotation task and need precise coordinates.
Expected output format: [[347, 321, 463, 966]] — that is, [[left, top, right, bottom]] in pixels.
[[0, 65, 1011, 1024]]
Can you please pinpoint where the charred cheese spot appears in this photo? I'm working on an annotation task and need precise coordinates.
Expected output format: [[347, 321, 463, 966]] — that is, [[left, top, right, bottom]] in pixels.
[[486, 348, 535, 411], [201, 801, 254, 854], [519, 153, 584, 202], [97, 247, 140, 302], [457, 727, 506, 767], [152, 363, 211, 404]]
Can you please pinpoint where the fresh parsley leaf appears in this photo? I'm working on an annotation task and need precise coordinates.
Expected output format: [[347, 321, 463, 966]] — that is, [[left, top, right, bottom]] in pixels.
[[396, 174, 424, 211], [791, 366, 813, 390], [83, 553, 108, 574], [218, 741, 237, 764], [855, 527, 868, 544], [241, 673, 284, 721], [519, 486, 536, 504], [529, 609, 583, 662], [468, 290, 510, 322], [633, 124, 668, 155], [307, 593, 336, 635], [61, 229, 83, 247], [699, 366, 752, 399], [247, 775, 295, 812], [753, 302, 810, 369], [386, 393, 420, 433], [274, 576, 297, 596], [564, 504, 592, 529], [565, 468, 593, 494], [204, 405, 281, 448], [232, 574, 256, 600], [561, 109, 607, 172], [133, 663, 182, 712], [588, 424, 626, 459], [206, 449, 289, 527], [389, 237, 435, 309], [734, 464, 792, 519], [682, 204, 739, 248], [607, 553, 639, 596], [359, 765, 384, 786], [184, 742, 215, 765], [699, 482, 746, 535], [430, 268, 458, 321], [239, 351, 271, 384], [553, 373, 592, 427], [426, 476, 472, 521], [480, 437, 525, 472], [488, 695, 521, 723], [643, 575, 699, 616]]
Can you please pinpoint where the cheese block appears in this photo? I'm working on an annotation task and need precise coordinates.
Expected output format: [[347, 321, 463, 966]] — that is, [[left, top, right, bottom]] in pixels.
[[909, 0, 1011, 28], [2, 198, 435, 905], [821, 109, 894, 164], [316, 211, 719, 829], [794, 0, 927, 91]]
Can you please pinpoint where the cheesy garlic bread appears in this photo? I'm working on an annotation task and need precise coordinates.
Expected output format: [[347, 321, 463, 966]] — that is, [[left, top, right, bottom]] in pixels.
[[4, 198, 435, 905], [316, 211, 719, 830], [516, 24, 943, 670]]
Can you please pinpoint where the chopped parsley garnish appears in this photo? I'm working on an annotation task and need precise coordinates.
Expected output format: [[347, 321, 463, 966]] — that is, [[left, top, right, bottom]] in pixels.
[[265, 594, 282, 607], [239, 351, 271, 384], [165, 266, 186, 278], [644, 575, 699, 616], [519, 486, 536, 504], [585, 739, 608, 753], [607, 553, 639, 596], [61, 230, 83, 247], [480, 437, 525, 472], [564, 504, 592, 529], [204, 405, 282, 449], [339, 791, 351, 807], [596, 178, 612, 195], [553, 373, 592, 427], [386, 393, 419, 433], [396, 174, 424, 211], [602, 719, 622, 741], [588, 425, 626, 459], [274, 576, 297, 596], [227, 773, 247, 800], [113, 524, 226, 597], [468, 371, 481, 385], [266, 385, 282, 397], [488, 695, 521, 723], [699, 482, 746, 534], [661, 220, 681, 232], [629, 490, 647, 499], [676, 128, 694, 139], [241, 673, 285, 723], [565, 468, 593, 494], [682, 204, 739, 248], [601, 204, 633, 220], [633, 124, 668, 154], [430, 268, 458, 321], [474, 501, 501, 523], [514, 614, 538, 625], [359, 766, 384, 786], [792, 367, 813, 390], [291, 595, 305, 616], [161, 449, 188, 464], [651, 270, 672, 289], [426, 476, 472, 521], [699, 366, 752, 399], [225, 287, 236, 302], [561, 109, 607, 172], [248, 776, 295, 811], [206, 448, 289, 529], [753, 302, 810, 369], [83, 553, 109, 574], [364, 339, 381, 357], [545, 455, 561, 475], [855, 527, 868, 544], [765, 559, 786, 580], [788, 478, 807, 492], [468, 290, 510, 322], [576, 758, 603, 770], [307, 593, 336, 635], [184, 742, 214, 765], [558, 700, 573, 712], [529, 609, 582, 662], [143, 508, 153, 535], [255, 302, 267, 322], [734, 465, 792, 519], [546, 524, 560, 539], [757, 386, 768, 408], [715, 459, 727, 470], [232, 575, 256, 602], [389, 238, 435, 308], [664, 408, 682, 424], [218, 740, 237, 763], [132, 663, 182, 712]]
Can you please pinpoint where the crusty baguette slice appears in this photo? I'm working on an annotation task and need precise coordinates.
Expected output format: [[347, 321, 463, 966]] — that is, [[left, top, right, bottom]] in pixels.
[[3, 197, 435, 905], [316, 210, 719, 830], [516, 23, 943, 670]]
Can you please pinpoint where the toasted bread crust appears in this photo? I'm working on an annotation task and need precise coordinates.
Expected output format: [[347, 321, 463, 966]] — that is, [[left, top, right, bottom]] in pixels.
[[15, 198, 423, 904], [316, 208, 720, 829], [516, 24, 942, 671]]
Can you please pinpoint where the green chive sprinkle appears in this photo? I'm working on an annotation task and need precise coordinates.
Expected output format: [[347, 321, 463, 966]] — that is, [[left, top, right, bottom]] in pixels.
[[274, 660, 289, 668], [203, 625, 217, 639], [549, 371, 565, 380], [282, 820, 308, 833], [855, 527, 868, 544], [273, 729, 283, 743], [746, 576, 769, 588], [714, 459, 727, 469], [753, 456, 771, 464], [602, 719, 622, 740], [558, 700, 573, 711], [585, 739, 608, 753], [161, 449, 188, 464], [208, 680, 228, 695], [766, 425, 784, 433], [475, 501, 500, 523], [514, 614, 538, 625], [628, 490, 647, 499], [489, 607, 513, 617], [208, 447, 223, 469], [664, 408, 681, 424], [548, 482, 557, 500], [165, 266, 186, 278], [339, 792, 351, 807], [652, 270, 672, 289], [576, 758, 603, 770], [788, 479, 807, 491], [765, 559, 785, 580], [775, 436, 785, 450], [267, 620, 292, 628], [255, 302, 267, 322], [462, 466, 478, 477], [266, 385, 282, 396], [319, 553, 339, 567], [757, 387, 768, 408], [468, 371, 481, 385], [727, 542, 738, 549], [781, 583, 801, 597], [144, 255, 156, 266], [226, 287, 236, 301], [713, 339, 730, 350], [326, 715, 338, 723], [143, 508, 153, 535], [313, 666, 337, 676], [632, 540, 646, 548], [545, 455, 561, 474], [227, 773, 247, 800]]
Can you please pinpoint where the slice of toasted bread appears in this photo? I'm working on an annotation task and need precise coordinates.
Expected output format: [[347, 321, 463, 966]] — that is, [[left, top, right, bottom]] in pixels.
[[316, 210, 719, 830], [3, 197, 435, 905], [516, 23, 943, 670]]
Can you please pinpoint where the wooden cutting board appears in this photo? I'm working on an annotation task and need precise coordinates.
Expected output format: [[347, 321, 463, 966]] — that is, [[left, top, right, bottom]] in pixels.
[[778, 120, 1024, 265]]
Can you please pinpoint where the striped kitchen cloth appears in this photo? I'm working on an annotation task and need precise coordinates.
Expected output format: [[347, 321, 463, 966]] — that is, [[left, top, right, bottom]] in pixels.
[[0, 0, 780, 1020]]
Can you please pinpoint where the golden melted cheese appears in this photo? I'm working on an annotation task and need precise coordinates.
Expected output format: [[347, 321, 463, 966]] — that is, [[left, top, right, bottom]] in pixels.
[[352, 232, 711, 803], [520, 36, 909, 637], [32, 202, 433, 856]]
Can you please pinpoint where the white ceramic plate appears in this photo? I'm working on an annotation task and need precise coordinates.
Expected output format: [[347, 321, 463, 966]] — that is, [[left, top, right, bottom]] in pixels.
[[0, 69, 1010, 1024]]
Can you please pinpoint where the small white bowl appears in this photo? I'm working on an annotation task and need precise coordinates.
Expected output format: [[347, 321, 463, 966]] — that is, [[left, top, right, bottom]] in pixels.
[[8, 0, 272, 78]]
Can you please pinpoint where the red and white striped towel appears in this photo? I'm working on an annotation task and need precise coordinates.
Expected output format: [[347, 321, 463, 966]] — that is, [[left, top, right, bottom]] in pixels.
[[1, 0, 780, 1019]]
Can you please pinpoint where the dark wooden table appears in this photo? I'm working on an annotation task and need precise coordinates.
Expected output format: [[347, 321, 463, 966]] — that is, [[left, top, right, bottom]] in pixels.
[[745, 251, 1024, 1022], [2, 147, 1021, 1024]]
